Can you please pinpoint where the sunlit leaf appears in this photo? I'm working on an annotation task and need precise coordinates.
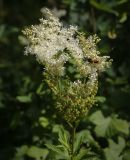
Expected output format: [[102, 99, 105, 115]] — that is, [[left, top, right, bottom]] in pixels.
[[39, 117, 49, 128], [27, 146, 49, 160], [16, 95, 32, 103], [119, 13, 127, 23], [89, 111, 129, 137], [104, 137, 125, 160], [112, 117, 129, 135]]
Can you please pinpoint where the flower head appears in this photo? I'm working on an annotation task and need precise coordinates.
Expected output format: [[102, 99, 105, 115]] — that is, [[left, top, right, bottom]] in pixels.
[[23, 8, 84, 76], [23, 8, 112, 123]]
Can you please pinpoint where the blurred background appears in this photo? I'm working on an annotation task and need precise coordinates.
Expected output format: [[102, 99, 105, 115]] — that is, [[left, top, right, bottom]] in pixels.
[[0, 0, 130, 159]]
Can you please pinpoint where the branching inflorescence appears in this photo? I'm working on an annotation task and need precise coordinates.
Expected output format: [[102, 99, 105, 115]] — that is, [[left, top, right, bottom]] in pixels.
[[23, 8, 112, 124]]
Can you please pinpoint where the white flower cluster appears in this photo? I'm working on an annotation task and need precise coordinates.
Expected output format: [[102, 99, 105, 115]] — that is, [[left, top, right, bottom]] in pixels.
[[23, 8, 112, 123], [23, 8, 84, 75], [23, 8, 112, 79]]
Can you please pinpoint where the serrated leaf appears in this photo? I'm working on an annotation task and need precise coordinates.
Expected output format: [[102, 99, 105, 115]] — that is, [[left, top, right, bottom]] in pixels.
[[75, 148, 100, 160], [89, 110, 105, 125], [94, 117, 111, 137], [55, 154, 69, 160], [58, 129, 70, 150], [104, 137, 125, 160], [112, 117, 129, 135], [74, 130, 98, 153], [89, 111, 129, 137], [45, 144, 63, 154], [75, 148, 88, 160], [46, 144, 69, 159]]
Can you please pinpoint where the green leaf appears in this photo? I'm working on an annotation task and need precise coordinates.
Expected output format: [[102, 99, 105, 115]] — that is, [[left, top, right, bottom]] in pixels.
[[116, 0, 128, 5], [74, 130, 98, 153], [94, 117, 112, 137], [55, 153, 69, 160], [96, 96, 106, 103], [104, 137, 125, 160], [112, 117, 129, 135], [119, 12, 127, 23], [27, 146, 49, 160], [75, 148, 88, 160], [14, 145, 28, 159], [90, 0, 119, 16], [36, 83, 44, 95], [114, 77, 127, 85], [46, 127, 70, 159], [89, 110, 105, 125], [52, 124, 64, 133], [39, 117, 49, 128], [45, 144, 63, 154], [58, 129, 70, 150], [18, 35, 28, 45], [16, 95, 32, 103], [68, 66, 75, 74], [75, 148, 100, 160], [50, 126, 70, 151], [46, 144, 69, 159], [89, 111, 129, 137]]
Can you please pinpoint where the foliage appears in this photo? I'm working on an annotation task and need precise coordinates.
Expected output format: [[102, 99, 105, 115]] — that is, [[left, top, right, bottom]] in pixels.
[[0, 0, 130, 160]]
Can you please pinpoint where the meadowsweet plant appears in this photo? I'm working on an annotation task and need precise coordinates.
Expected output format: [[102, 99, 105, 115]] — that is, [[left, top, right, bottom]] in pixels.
[[23, 8, 112, 160]]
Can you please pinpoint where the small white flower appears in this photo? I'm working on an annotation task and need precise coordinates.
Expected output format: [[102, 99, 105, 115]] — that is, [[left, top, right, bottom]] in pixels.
[[23, 8, 112, 77]]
